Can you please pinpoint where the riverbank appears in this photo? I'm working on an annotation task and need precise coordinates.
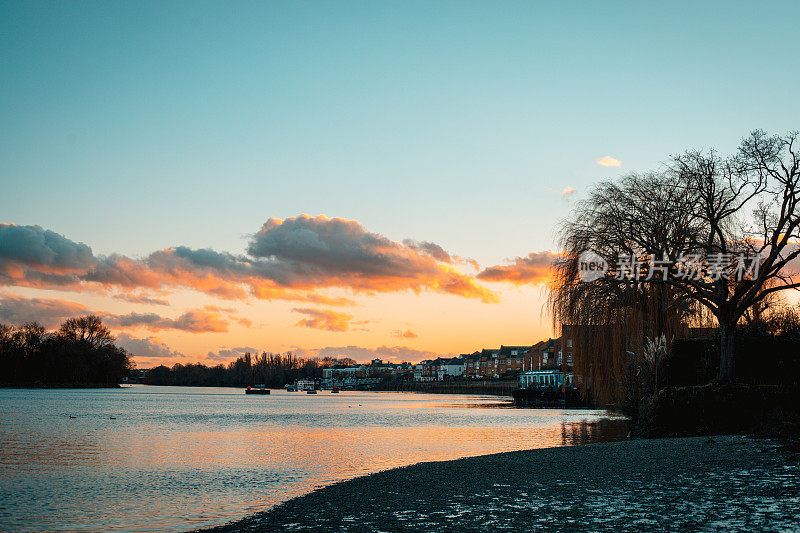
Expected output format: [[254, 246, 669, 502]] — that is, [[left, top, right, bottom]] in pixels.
[[194, 436, 799, 532], [381, 379, 517, 396], [0, 382, 121, 388]]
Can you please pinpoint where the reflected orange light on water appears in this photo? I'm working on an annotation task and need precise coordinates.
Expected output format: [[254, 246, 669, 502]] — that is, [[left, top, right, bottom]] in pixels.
[[0, 387, 627, 532]]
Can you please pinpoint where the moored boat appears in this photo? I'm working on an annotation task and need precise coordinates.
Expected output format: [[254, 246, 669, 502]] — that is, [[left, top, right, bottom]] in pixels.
[[296, 379, 316, 392]]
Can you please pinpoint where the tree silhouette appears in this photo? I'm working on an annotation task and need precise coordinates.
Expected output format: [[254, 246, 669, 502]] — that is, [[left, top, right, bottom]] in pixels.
[[143, 351, 352, 388], [552, 130, 800, 392], [0, 316, 131, 387]]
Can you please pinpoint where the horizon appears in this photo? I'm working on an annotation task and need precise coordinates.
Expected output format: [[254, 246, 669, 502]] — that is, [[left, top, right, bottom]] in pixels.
[[2, 1, 799, 367]]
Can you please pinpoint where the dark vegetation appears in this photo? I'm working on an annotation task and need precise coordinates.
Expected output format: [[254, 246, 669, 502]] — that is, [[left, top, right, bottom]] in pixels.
[[551, 130, 800, 404], [0, 315, 132, 387], [144, 352, 355, 388], [549, 129, 800, 439], [633, 308, 800, 438], [666, 310, 800, 390]]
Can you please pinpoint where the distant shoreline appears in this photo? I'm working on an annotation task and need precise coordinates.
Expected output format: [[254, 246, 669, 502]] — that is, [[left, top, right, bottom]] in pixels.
[[193, 436, 799, 532], [128, 381, 521, 397], [0, 383, 121, 389]]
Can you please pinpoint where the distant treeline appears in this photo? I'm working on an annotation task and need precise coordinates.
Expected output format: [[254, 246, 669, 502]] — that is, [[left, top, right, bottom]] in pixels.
[[145, 352, 356, 388], [0, 316, 132, 387]]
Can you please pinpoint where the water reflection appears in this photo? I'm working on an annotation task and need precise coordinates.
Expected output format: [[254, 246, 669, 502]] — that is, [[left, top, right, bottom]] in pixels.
[[0, 386, 627, 533], [560, 418, 629, 446]]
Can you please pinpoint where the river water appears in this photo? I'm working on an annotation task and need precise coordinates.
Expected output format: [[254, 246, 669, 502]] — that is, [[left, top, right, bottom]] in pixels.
[[0, 385, 627, 532]]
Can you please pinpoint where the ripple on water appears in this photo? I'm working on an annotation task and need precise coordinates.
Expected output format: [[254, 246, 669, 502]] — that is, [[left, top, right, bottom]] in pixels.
[[0, 385, 627, 532]]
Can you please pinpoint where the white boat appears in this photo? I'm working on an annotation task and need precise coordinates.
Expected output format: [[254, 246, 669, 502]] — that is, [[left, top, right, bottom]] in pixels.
[[296, 379, 316, 391]]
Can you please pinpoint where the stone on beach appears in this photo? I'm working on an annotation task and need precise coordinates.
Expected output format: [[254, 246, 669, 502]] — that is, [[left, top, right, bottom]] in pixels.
[[194, 436, 800, 532]]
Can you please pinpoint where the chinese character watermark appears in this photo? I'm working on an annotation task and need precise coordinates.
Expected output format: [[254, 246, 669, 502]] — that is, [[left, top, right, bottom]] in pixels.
[[578, 251, 761, 283]]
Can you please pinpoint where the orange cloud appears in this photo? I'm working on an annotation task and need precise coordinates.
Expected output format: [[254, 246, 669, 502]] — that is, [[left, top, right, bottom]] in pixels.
[[393, 329, 418, 338], [292, 307, 354, 332], [245, 215, 497, 301], [0, 292, 230, 333], [292, 344, 441, 363], [0, 218, 497, 304], [477, 251, 558, 285], [112, 293, 170, 306], [115, 333, 187, 360], [0, 293, 91, 328], [206, 346, 259, 362], [103, 309, 230, 333], [597, 155, 622, 167]]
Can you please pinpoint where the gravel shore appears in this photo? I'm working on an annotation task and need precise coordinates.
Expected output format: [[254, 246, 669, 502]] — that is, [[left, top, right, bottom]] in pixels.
[[195, 436, 800, 532]]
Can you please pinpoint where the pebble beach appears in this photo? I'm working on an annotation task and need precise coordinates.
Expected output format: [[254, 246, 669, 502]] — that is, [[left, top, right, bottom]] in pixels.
[[194, 435, 800, 532]]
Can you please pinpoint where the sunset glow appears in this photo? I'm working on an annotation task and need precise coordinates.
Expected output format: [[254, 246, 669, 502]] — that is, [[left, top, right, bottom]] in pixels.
[[2, 2, 796, 367]]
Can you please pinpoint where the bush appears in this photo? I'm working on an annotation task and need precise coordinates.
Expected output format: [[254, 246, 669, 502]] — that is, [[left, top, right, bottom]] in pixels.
[[635, 383, 800, 438]]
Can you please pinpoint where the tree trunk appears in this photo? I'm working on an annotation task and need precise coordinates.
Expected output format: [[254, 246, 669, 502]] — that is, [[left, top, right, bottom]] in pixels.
[[717, 321, 736, 382]]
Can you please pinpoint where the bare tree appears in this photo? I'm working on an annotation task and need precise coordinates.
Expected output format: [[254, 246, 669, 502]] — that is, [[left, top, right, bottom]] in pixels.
[[552, 130, 800, 387], [666, 130, 800, 380], [58, 315, 115, 349], [550, 173, 708, 404]]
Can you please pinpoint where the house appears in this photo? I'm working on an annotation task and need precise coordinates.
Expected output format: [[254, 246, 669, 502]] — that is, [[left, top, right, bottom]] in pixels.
[[497, 345, 529, 375], [322, 364, 366, 387], [527, 338, 562, 371], [322, 359, 413, 387], [440, 357, 465, 377], [519, 369, 574, 389], [462, 352, 481, 378], [414, 359, 438, 381]]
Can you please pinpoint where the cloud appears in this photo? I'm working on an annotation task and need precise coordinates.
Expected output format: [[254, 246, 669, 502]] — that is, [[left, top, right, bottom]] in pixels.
[[402, 239, 455, 263], [292, 307, 354, 332], [0, 217, 497, 304], [596, 155, 622, 167], [292, 344, 441, 363], [404, 239, 480, 270], [561, 187, 577, 198], [373, 345, 444, 361], [203, 304, 235, 313], [206, 346, 259, 362], [0, 293, 90, 328], [477, 251, 558, 285], [0, 293, 230, 333], [102, 309, 230, 333], [246, 216, 497, 301], [115, 333, 187, 360], [0, 223, 94, 272], [392, 329, 418, 338], [112, 293, 170, 306]]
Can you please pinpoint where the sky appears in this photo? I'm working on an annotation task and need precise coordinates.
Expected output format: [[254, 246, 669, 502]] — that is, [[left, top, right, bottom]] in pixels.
[[1, 1, 798, 366]]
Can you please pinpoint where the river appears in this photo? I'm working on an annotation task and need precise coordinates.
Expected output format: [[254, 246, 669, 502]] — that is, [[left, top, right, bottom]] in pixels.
[[0, 385, 627, 532]]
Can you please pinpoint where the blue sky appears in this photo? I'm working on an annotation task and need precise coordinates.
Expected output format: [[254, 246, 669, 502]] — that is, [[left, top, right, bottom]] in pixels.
[[1, 1, 799, 363], [3, 1, 798, 258]]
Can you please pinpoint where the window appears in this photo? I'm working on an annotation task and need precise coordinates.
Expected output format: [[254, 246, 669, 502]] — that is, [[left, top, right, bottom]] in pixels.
[[567, 339, 573, 348]]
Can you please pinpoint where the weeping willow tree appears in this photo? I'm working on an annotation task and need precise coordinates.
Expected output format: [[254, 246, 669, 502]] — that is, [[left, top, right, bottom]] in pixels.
[[550, 130, 800, 406], [549, 172, 709, 406]]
